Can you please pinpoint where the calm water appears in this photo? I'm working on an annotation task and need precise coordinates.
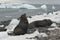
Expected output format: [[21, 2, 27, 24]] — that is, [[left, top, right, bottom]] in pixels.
[[0, 4, 60, 21]]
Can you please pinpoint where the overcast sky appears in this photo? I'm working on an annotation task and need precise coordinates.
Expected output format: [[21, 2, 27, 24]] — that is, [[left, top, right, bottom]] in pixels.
[[0, 0, 60, 4]]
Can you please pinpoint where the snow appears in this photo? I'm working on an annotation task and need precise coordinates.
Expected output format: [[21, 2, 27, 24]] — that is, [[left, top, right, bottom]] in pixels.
[[48, 23, 59, 30], [37, 33, 48, 37], [0, 32, 9, 40], [26, 29, 39, 38], [51, 23, 57, 27], [0, 29, 48, 40], [28, 11, 60, 23]]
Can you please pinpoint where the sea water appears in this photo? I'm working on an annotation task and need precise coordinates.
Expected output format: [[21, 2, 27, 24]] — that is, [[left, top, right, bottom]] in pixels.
[[0, 4, 60, 21]]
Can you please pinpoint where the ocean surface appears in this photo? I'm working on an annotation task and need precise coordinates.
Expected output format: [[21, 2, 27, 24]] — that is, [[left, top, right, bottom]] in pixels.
[[0, 4, 60, 21]]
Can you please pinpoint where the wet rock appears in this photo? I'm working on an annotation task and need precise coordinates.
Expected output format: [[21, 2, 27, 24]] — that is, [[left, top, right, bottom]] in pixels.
[[0, 20, 11, 27], [0, 27, 7, 32]]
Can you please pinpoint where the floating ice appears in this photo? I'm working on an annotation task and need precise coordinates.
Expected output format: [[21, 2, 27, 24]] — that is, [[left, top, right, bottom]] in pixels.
[[5, 16, 12, 18], [0, 25, 4, 27], [52, 6, 55, 9]]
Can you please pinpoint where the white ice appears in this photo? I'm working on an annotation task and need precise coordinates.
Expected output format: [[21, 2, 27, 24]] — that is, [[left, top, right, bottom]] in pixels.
[[0, 25, 4, 27], [19, 4, 38, 9], [40, 4, 47, 10]]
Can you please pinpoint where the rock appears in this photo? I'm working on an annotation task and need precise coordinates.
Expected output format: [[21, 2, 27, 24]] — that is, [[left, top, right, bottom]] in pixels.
[[0, 27, 7, 32], [0, 20, 11, 27], [0, 20, 11, 32]]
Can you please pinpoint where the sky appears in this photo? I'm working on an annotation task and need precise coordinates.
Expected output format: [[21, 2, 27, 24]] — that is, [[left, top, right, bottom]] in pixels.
[[0, 0, 60, 4]]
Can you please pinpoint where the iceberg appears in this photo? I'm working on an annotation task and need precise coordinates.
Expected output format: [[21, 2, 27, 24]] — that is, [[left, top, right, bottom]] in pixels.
[[52, 6, 55, 9], [19, 4, 38, 9], [40, 4, 47, 10]]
